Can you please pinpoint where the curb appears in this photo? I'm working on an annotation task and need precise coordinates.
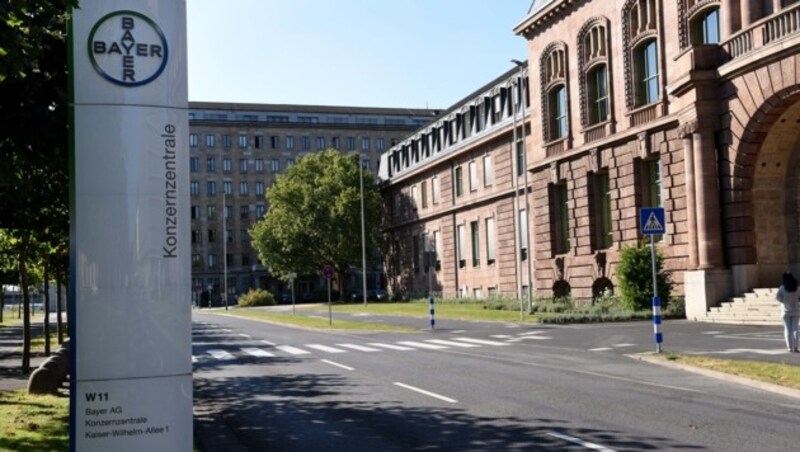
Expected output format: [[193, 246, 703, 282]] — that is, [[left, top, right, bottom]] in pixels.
[[629, 353, 800, 400]]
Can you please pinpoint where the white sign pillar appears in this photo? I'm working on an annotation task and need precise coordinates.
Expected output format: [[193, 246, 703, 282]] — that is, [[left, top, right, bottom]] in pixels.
[[69, 1, 191, 451]]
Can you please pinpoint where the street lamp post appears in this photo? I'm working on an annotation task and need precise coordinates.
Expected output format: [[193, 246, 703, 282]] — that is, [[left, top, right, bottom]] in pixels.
[[512, 59, 534, 313], [359, 155, 368, 306], [223, 190, 228, 310]]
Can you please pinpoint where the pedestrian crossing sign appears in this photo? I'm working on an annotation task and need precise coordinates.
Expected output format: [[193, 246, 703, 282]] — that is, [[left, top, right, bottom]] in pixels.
[[640, 207, 666, 235]]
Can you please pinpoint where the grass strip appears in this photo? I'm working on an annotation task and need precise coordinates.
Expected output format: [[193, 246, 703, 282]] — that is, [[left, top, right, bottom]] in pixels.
[[0, 390, 68, 452], [661, 354, 800, 390], [210, 308, 419, 332], [303, 301, 539, 323]]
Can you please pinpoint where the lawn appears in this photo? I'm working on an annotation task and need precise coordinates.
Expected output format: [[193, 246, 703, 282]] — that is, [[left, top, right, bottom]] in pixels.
[[0, 390, 68, 452], [301, 300, 538, 323], [214, 308, 419, 332], [660, 354, 800, 390]]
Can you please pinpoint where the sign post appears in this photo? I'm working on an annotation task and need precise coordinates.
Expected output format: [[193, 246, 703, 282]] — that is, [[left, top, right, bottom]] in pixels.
[[640, 207, 666, 353], [323, 265, 334, 325], [288, 272, 297, 315], [69, 2, 191, 450]]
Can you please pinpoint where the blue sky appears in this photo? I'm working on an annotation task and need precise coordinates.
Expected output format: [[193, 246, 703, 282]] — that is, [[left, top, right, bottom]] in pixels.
[[187, 0, 531, 109]]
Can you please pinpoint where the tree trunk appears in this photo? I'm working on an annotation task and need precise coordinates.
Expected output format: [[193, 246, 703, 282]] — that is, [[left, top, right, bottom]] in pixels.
[[56, 268, 64, 344], [43, 258, 51, 356], [19, 234, 31, 374], [0, 286, 4, 323]]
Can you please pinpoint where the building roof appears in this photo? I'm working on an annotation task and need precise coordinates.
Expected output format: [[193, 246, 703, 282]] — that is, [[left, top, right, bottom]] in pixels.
[[188, 101, 438, 118], [528, 0, 557, 15]]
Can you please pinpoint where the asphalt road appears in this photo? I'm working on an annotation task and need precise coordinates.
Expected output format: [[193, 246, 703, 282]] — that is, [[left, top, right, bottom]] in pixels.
[[192, 311, 800, 451]]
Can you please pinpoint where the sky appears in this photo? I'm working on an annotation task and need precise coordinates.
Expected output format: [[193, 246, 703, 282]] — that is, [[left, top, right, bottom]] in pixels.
[[186, 0, 532, 110]]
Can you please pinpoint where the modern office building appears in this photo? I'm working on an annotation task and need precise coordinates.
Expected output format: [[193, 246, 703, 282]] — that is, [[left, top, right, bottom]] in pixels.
[[189, 102, 436, 304], [380, 0, 800, 320]]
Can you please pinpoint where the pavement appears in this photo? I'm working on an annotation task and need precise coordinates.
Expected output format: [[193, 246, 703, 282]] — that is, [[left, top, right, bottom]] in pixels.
[[2, 309, 798, 450]]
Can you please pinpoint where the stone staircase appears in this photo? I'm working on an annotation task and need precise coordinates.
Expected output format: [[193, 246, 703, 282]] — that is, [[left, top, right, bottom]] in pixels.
[[702, 288, 782, 325]]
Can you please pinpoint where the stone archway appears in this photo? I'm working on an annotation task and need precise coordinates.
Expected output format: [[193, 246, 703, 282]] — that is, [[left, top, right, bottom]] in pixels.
[[744, 97, 800, 287]]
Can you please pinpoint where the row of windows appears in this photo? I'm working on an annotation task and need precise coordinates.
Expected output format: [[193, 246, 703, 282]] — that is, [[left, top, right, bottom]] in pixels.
[[549, 158, 662, 255], [190, 204, 266, 221], [189, 133, 387, 152], [192, 253, 254, 269], [191, 157, 291, 174], [385, 79, 527, 177], [404, 152, 498, 217], [544, 3, 720, 141], [192, 228, 253, 245], [189, 111, 430, 127], [191, 157, 375, 175]]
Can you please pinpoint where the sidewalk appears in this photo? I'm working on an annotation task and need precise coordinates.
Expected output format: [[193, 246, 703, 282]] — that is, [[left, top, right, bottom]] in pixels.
[[0, 320, 49, 392]]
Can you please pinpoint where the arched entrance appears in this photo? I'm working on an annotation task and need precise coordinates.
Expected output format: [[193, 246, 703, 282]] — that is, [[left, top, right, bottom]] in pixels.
[[751, 98, 800, 286]]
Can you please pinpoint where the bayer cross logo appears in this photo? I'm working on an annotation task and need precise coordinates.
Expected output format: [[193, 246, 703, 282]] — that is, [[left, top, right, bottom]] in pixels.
[[88, 10, 168, 87]]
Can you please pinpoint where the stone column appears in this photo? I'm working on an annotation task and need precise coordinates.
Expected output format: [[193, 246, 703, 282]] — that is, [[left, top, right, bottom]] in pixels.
[[721, 0, 738, 39], [693, 129, 725, 269], [680, 121, 699, 270]]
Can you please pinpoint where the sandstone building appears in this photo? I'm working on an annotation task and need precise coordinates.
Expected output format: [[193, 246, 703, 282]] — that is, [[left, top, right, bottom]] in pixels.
[[380, 0, 800, 319]]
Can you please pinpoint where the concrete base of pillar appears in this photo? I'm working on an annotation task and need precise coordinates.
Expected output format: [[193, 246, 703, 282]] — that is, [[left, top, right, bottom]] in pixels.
[[684, 269, 732, 321]]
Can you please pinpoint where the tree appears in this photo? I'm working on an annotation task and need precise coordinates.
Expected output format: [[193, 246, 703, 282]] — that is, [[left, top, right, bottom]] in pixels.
[[251, 150, 383, 299], [1, 1, 74, 372], [616, 241, 672, 311]]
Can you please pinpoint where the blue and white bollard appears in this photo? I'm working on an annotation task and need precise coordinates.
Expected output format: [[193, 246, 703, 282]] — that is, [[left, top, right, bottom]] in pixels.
[[652, 296, 662, 353], [429, 296, 435, 330]]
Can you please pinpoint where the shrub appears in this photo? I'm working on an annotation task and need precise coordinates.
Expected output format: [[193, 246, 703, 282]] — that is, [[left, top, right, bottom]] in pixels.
[[616, 241, 672, 311], [237, 289, 275, 307]]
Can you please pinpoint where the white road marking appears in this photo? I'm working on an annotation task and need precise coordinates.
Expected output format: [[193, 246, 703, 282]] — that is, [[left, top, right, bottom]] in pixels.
[[701, 331, 725, 335], [261, 340, 276, 346], [450, 330, 467, 334], [394, 382, 457, 404], [321, 359, 355, 371], [219, 329, 232, 333], [589, 347, 613, 352], [368, 343, 416, 351], [337, 344, 381, 352], [453, 337, 509, 346], [238, 334, 251, 339], [546, 431, 617, 451], [306, 344, 346, 354], [491, 334, 513, 339], [397, 341, 449, 350], [612, 343, 636, 348], [276, 345, 311, 355], [512, 335, 552, 341], [207, 349, 236, 360], [518, 331, 547, 336], [192, 356, 198, 363], [426, 339, 479, 348], [241, 347, 274, 358]]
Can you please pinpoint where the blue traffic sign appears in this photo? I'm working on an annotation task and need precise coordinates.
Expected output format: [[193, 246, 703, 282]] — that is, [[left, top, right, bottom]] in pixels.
[[640, 207, 666, 235], [323, 265, 334, 279]]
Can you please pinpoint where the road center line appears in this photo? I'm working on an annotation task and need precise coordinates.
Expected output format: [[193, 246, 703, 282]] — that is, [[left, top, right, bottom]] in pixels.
[[394, 382, 457, 404], [546, 431, 617, 451], [321, 359, 355, 371]]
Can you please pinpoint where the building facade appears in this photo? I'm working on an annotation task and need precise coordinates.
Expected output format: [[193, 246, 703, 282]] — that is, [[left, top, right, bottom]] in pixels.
[[189, 102, 435, 305], [381, 0, 800, 319]]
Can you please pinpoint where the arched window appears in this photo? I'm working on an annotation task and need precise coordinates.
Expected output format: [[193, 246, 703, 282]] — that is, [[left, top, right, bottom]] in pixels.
[[635, 39, 660, 106], [539, 42, 570, 143], [578, 17, 612, 129], [623, 0, 662, 111], [679, 1, 721, 48]]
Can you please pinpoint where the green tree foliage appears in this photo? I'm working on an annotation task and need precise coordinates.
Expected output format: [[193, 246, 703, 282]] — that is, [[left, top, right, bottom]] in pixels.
[[616, 241, 672, 311], [251, 150, 383, 298], [1, 1, 75, 372]]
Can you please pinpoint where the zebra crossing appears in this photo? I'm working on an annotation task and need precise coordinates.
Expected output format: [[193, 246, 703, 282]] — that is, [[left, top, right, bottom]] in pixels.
[[192, 332, 515, 364]]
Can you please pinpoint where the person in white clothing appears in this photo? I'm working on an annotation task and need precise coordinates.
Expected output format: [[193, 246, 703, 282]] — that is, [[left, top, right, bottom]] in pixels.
[[775, 271, 800, 352]]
